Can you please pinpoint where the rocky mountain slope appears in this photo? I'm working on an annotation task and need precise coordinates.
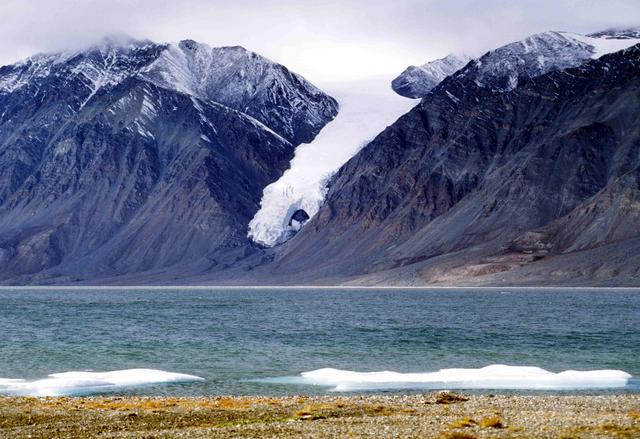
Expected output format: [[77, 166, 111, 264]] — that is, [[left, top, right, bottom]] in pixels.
[[269, 43, 640, 286], [0, 37, 337, 283]]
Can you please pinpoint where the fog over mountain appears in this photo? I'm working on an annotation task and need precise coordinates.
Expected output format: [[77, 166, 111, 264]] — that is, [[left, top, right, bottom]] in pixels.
[[1, 1, 639, 82]]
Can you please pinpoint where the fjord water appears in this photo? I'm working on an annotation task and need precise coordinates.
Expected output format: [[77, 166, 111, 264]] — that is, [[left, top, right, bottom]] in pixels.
[[0, 288, 638, 395]]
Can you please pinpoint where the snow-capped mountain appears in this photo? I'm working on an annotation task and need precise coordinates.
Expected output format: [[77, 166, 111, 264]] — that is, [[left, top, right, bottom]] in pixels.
[[461, 28, 640, 92], [392, 28, 640, 98], [391, 53, 472, 98], [0, 36, 337, 144], [0, 36, 337, 282], [138, 40, 337, 144]]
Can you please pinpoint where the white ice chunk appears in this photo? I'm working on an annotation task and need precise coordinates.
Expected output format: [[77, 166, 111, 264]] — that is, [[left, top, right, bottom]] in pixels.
[[0, 368, 204, 396], [259, 364, 632, 392]]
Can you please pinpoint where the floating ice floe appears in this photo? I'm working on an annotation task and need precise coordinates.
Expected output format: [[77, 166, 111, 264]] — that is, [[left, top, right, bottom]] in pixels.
[[257, 364, 632, 392], [0, 368, 204, 396]]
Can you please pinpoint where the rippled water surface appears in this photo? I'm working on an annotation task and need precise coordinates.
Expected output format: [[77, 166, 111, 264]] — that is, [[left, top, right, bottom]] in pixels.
[[0, 287, 638, 395]]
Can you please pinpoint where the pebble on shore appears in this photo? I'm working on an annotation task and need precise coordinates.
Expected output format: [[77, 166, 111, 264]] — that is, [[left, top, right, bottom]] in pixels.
[[0, 393, 638, 438]]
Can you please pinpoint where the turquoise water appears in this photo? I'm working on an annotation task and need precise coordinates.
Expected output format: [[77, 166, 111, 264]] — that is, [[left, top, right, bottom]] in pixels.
[[0, 287, 638, 395]]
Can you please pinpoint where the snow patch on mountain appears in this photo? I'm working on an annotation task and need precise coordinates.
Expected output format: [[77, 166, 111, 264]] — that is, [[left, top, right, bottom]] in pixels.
[[0, 53, 68, 93], [0, 37, 155, 95], [570, 31, 640, 58], [248, 78, 418, 247], [138, 40, 210, 98]]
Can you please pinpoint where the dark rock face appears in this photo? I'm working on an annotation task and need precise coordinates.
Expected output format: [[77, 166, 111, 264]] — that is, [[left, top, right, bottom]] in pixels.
[[289, 209, 310, 226], [510, 169, 640, 255], [273, 45, 640, 285], [0, 38, 337, 283], [589, 28, 640, 39]]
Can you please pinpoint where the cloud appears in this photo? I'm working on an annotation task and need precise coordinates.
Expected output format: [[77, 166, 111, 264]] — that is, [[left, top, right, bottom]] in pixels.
[[1, 0, 638, 82]]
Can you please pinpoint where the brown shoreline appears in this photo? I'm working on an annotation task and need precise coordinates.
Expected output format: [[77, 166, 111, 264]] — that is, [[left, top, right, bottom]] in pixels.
[[1, 393, 639, 438]]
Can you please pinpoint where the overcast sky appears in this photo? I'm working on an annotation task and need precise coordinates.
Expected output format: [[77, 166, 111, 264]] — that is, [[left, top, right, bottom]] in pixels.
[[1, 0, 639, 82]]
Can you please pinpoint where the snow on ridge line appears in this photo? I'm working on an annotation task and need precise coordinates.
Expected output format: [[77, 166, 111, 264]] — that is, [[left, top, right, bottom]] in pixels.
[[256, 364, 632, 392], [248, 78, 419, 247], [0, 368, 204, 397], [562, 31, 640, 59]]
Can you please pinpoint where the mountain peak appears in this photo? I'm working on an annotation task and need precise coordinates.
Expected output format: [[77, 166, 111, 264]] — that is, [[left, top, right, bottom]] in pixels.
[[456, 28, 640, 92], [391, 53, 472, 98], [177, 40, 250, 55], [0, 36, 337, 144]]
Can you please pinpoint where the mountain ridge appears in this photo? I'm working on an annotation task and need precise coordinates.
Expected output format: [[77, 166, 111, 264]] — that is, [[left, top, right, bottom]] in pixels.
[[392, 28, 640, 98]]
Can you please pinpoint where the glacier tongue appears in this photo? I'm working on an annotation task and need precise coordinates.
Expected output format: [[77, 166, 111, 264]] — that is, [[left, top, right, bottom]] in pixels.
[[248, 77, 418, 247]]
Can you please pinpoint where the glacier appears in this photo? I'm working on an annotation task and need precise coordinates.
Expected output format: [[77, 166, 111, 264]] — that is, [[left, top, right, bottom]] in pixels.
[[257, 365, 632, 392], [248, 77, 418, 247]]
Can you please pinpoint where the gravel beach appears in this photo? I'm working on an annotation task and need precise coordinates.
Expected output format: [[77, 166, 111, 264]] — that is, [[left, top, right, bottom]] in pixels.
[[0, 393, 638, 438]]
